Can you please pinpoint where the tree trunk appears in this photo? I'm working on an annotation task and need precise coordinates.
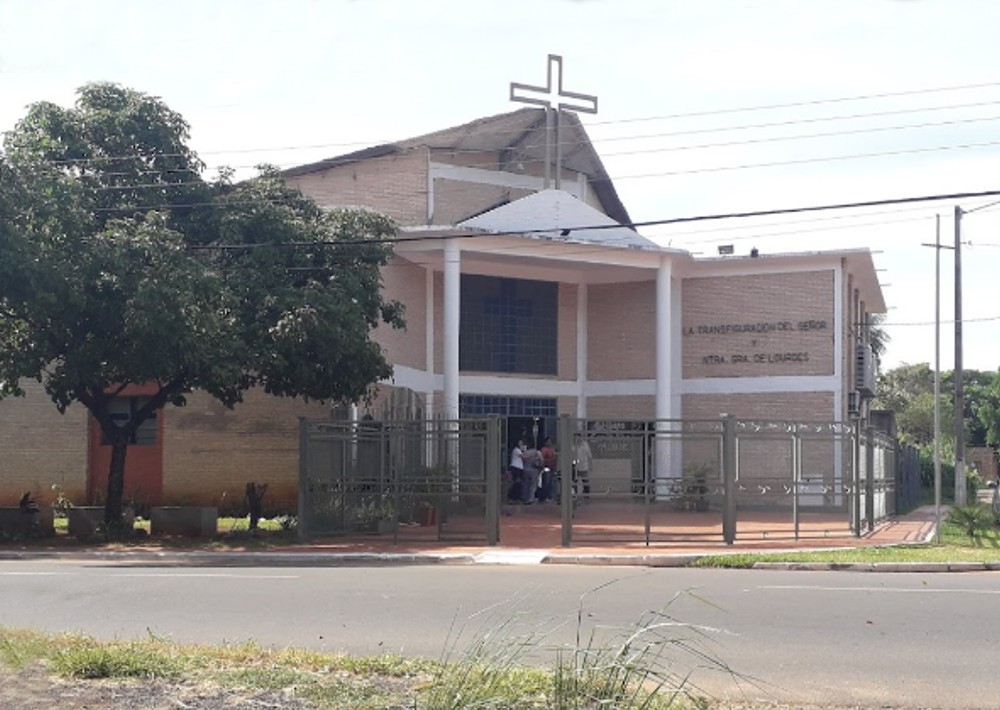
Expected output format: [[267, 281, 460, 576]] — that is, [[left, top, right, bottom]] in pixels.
[[105, 439, 129, 529]]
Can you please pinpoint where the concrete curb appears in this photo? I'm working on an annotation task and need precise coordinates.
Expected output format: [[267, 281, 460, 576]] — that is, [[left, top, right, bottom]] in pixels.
[[752, 561, 999, 573], [0, 549, 478, 567], [542, 553, 703, 567]]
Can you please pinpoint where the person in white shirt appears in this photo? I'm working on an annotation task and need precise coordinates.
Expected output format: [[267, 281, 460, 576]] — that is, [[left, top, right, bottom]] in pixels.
[[574, 435, 592, 500]]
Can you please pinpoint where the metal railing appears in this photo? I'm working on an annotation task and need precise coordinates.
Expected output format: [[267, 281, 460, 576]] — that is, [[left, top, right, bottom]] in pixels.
[[299, 414, 898, 545]]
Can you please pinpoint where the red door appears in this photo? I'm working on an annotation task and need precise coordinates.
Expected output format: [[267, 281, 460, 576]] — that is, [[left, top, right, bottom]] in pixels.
[[87, 384, 164, 509]]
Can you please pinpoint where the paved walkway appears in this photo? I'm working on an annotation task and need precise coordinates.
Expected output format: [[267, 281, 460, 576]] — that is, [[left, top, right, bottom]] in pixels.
[[272, 504, 945, 562], [0, 506, 959, 569]]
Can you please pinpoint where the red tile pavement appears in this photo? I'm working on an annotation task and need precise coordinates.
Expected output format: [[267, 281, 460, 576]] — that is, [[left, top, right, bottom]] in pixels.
[[283, 505, 943, 558]]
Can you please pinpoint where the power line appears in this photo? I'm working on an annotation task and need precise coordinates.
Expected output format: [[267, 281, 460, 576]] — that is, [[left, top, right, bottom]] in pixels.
[[70, 135, 1000, 197], [601, 113, 1000, 159], [885, 314, 1000, 327], [174, 187, 1000, 251], [587, 80, 1000, 126], [17, 98, 1000, 171], [612, 138, 1000, 181], [593, 99, 1000, 144]]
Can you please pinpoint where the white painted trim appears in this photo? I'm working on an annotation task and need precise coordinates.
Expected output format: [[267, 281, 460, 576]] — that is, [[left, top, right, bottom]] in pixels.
[[386, 368, 840, 401], [655, 255, 672, 419], [681, 261, 839, 279], [585, 380, 657, 397], [425, 266, 435, 378], [671, 274, 683, 418], [426, 150, 434, 223], [679, 375, 840, 395], [576, 282, 588, 418], [833, 263, 844, 420], [443, 240, 460, 420], [429, 162, 571, 196]]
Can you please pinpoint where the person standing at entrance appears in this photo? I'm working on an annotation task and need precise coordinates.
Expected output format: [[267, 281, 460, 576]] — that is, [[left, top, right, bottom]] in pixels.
[[574, 434, 592, 501], [521, 444, 543, 504], [508, 440, 526, 502], [539, 437, 558, 502]]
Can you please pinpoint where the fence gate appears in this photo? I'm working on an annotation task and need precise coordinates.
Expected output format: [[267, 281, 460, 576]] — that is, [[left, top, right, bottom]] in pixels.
[[298, 417, 501, 545]]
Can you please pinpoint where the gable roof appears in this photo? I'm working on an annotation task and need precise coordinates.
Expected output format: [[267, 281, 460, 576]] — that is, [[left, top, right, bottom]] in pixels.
[[458, 189, 659, 251], [280, 108, 632, 225]]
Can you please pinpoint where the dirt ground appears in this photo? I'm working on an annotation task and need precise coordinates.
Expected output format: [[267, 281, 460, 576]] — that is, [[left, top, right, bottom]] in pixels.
[[0, 665, 323, 709]]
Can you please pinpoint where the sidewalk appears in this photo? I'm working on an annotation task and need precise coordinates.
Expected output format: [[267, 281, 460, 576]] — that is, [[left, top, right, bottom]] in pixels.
[[0, 505, 958, 570]]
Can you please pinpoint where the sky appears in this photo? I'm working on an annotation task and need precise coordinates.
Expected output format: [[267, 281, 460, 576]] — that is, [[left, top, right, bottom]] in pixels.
[[1, 0, 999, 373]]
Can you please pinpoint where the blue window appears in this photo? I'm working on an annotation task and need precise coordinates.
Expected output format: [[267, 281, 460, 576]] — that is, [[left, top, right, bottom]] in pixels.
[[460, 275, 557, 374]]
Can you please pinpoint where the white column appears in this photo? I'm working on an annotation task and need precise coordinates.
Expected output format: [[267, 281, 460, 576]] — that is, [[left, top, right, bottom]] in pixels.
[[576, 282, 588, 419], [655, 255, 674, 490], [425, 266, 436, 405], [423, 267, 438, 467], [655, 255, 673, 420], [443, 240, 461, 421]]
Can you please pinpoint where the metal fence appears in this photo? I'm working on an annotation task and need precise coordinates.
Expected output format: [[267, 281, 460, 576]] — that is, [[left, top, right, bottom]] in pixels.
[[298, 417, 499, 544], [298, 414, 901, 546]]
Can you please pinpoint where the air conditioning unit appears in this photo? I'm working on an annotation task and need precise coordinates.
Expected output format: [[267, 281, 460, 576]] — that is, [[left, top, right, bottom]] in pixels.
[[847, 391, 861, 417], [855, 344, 876, 395]]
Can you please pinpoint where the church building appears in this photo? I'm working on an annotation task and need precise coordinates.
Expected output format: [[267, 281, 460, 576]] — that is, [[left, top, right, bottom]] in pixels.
[[0, 64, 885, 512]]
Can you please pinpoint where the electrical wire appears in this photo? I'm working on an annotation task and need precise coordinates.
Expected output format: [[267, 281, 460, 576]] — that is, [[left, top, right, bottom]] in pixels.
[[17, 97, 1000, 170], [586, 80, 1000, 126], [169, 187, 1000, 251]]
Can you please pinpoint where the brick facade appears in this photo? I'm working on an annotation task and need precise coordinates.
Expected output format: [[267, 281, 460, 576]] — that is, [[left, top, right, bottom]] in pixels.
[[162, 390, 329, 513], [0, 380, 87, 506], [682, 270, 835, 379], [587, 280, 656, 381]]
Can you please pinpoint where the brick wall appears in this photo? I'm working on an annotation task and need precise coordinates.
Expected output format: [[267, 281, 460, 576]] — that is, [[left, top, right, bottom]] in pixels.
[[587, 280, 656, 381], [286, 148, 429, 225], [682, 392, 838, 483], [432, 180, 533, 225], [968, 447, 1000, 483], [557, 282, 577, 380], [587, 395, 655, 420], [375, 256, 427, 371], [682, 270, 835, 379], [0, 380, 87, 505], [162, 390, 329, 513]]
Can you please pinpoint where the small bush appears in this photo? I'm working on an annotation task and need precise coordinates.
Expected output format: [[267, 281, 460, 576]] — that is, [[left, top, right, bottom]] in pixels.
[[53, 641, 182, 679], [947, 505, 995, 539]]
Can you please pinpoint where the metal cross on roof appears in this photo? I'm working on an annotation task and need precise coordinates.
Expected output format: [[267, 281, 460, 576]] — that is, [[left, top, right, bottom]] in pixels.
[[510, 54, 598, 190]]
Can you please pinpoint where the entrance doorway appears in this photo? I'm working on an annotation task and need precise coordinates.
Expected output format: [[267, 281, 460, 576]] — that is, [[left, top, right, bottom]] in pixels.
[[459, 395, 557, 464]]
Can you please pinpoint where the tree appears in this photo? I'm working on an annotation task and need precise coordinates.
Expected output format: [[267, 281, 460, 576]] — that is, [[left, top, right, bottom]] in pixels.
[[977, 370, 1000, 449], [0, 83, 403, 527], [868, 312, 890, 364]]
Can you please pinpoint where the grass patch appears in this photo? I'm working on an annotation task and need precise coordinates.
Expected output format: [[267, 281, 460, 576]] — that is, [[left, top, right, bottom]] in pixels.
[[691, 517, 1000, 568], [53, 639, 183, 679], [0, 628, 56, 670], [0, 598, 730, 709]]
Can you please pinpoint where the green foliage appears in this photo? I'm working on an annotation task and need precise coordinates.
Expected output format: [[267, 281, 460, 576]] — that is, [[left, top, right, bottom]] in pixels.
[[947, 505, 995, 539], [876, 363, 1000, 455], [53, 639, 182, 679], [0, 83, 404, 522], [977, 370, 1000, 449]]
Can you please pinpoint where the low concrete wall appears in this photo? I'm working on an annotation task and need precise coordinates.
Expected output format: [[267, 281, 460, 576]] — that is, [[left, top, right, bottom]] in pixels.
[[0, 507, 54, 538], [67, 507, 136, 539], [150, 506, 218, 537]]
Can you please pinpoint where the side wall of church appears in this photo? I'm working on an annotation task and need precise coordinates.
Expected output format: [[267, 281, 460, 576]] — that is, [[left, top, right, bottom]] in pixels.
[[162, 390, 331, 513], [0, 380, 87, 506], [285, 149, 430, 225], [374, 256, 428, 372]]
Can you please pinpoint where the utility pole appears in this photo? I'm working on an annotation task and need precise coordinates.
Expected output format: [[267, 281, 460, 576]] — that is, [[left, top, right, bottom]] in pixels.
[[921, 217, 951, 540], [954, 205, 966, 507]]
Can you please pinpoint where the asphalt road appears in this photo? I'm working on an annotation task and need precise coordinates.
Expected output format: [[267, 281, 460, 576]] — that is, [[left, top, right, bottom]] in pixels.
[[1, 559, 998, 708]]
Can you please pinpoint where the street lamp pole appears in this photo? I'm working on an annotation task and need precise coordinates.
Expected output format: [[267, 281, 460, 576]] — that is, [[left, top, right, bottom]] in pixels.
[[954, 205, 966, 507]]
